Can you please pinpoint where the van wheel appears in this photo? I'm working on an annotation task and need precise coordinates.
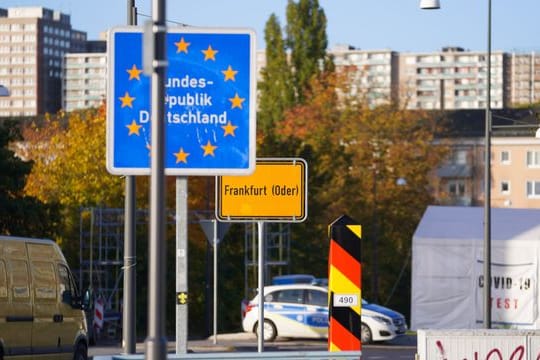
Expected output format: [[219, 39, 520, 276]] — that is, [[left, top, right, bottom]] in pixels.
[[255, 320, 277, 342], [361, 322, 373, 344], [73, 342, 87, 360]]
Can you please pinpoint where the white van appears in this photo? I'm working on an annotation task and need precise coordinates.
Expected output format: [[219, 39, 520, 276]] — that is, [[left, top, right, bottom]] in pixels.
[[0, 236, 89, 359]]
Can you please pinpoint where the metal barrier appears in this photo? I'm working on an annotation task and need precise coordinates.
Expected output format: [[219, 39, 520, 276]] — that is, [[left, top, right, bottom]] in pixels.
[[93, 350, 362, 360]]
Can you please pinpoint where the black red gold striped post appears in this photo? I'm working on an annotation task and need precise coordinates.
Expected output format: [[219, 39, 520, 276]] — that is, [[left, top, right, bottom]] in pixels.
[[328, 215, 362, 352]]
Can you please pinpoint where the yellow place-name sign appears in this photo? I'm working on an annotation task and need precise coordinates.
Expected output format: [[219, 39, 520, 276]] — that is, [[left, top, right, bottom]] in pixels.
[[216, 158, 307, 222]]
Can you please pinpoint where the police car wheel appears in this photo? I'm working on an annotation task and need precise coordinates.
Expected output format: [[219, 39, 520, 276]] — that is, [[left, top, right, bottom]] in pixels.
[[255, 320, 277, 342], [361, 322, 372, 344]]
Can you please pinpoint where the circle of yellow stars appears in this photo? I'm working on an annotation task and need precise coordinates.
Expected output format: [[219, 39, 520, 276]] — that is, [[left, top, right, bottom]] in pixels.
[[118, 35, 247, 166]]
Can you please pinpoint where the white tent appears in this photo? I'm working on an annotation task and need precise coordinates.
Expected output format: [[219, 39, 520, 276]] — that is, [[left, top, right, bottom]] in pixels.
[[411, 205, 540, 330]]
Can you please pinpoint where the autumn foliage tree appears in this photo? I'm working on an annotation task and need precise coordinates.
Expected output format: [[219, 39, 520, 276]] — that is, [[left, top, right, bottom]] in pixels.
[[23, 106, 124, 209], [277, 69, 449, 315], [0, 119, 60, 237], [20, 106, 124, 265]]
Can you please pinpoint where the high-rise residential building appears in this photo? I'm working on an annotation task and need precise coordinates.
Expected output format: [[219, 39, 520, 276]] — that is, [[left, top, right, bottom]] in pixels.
[[398, 47, 508, 110], [509, 52, 540, 106], [256, 46, 398, 108], [331, 45, 398, 108], [62, 35, 106, 112], [256, 46, 539, 111], [0, 7, 86, 116], [63, 52, 106, 112]]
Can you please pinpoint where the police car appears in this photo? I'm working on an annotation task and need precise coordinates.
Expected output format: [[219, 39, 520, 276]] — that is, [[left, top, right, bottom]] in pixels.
[[241, 283, 407, 343]]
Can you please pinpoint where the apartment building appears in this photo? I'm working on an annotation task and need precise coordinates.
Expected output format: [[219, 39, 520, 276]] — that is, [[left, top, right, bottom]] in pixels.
[[256, 46, 539, 111], [0, 6, 86, 116], [398, 47, 508, 110], [434, 109, 540, 209], [63, 44, 106, 112], [509, 52, 540, 106], [330, 45, 397, 108], [492, 137, 540, 208]]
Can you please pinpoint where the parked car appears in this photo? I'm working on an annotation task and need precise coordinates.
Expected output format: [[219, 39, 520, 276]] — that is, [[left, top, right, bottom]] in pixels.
[[242, 283, 407, 343], [272, 274, 316, 285]]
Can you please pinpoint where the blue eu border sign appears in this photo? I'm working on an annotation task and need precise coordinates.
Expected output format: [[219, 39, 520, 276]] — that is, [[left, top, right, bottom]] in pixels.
[[106, 26, 256, 176]]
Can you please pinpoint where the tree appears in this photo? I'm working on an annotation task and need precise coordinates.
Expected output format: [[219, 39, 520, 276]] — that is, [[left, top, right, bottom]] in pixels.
[[257, 14, 295, 139], [278, 69, 449, 316], [0, 119, 60, 237], [258, 0, 333, 157], [21, 106, 125, 262], [286, 0, 333, 103], [23, 107, 124, 209]]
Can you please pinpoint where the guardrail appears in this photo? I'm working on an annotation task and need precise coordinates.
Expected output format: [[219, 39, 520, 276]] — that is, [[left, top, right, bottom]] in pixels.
[[94, 350, 362, 360]]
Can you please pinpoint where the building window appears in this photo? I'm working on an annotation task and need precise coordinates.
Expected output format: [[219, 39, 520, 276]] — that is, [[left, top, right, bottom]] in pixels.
[[526, 181, 540, 198], [451, 150, 467, 165], [448, 180, 466, 196], [500, 181, 510, 194], [526, 151, 540, 167], [501, 150, 510, 164]]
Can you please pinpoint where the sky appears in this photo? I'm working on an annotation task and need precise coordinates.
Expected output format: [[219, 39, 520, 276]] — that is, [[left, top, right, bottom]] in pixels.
[[1, 0, 539, 53]]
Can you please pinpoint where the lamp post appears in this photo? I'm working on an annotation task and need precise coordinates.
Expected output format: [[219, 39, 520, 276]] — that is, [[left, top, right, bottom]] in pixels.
[[372, 164, 380, 303], [420, 0, 492, 329]]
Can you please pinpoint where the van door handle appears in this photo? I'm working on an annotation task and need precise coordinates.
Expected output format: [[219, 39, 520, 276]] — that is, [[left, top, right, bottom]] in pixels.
[[53, 314, 63, 323]]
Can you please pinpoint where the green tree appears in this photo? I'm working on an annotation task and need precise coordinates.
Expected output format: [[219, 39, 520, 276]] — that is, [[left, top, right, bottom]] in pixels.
[[255, 0, 340, 282], [257, 14, 295, 139], [258, 0, 333, 157], [0, 119, 60, 237], [286, 0, 332, 103]]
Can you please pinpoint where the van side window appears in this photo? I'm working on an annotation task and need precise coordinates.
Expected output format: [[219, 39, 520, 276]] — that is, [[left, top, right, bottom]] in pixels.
[[31, 261, 57, 300], [0, 260, 7, 299], [10, 260, 30, 299], [58, 264, 78, 300]]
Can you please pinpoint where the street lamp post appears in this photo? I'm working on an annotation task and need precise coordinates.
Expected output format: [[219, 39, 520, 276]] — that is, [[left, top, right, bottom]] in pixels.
[[483, 0, 492, 329], [420, 0, 492, 329], [372, 165, 380, 304]]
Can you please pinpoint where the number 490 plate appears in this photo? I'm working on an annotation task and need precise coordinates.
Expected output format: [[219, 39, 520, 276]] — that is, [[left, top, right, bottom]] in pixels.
[[333, 294, 359, 307]]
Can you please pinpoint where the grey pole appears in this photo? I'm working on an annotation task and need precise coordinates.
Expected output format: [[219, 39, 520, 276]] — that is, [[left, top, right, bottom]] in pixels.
[[123, 0, 137, 354], [145, 0, 167, 357], [175, 177, 188, 354], [257, 221, 265, 353], [372, 165, 379, 304], [483, 0, 492, 329], [212, 219, 218, 345], [123, 176, 136, 354]]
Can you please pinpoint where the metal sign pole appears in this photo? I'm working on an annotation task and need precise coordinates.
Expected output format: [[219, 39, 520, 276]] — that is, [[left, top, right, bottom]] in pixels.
[[122, 0, 137, 354], [213, 219, 218, 345], [257, 220, 265, 352], [176, 177, 188, 354], [198, 219, 230, 346], [145, 0, 167, 358]]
